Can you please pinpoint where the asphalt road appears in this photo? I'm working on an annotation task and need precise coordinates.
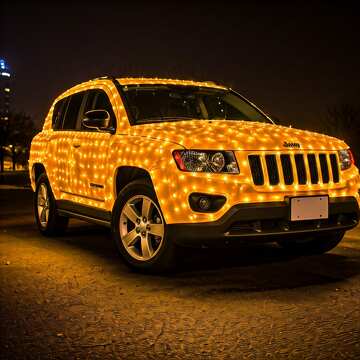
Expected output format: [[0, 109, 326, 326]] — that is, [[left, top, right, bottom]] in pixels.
[[1, 187, 360, 359]]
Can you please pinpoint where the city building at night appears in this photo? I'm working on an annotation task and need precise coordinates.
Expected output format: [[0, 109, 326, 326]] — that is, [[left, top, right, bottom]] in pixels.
[[0, 59, 11, 120], [0, 58, 12, 171]]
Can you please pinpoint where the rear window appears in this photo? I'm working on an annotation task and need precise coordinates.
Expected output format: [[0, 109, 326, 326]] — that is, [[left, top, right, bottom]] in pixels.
[[52, 98, 69, 130]]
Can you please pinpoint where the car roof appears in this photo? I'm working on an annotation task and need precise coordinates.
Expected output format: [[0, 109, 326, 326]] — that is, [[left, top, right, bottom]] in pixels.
[[116, 77, 228, 90], [53, 76, 228, 104]]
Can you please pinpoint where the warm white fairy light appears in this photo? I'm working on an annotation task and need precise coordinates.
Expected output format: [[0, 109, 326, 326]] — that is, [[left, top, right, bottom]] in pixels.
[[29, 77, 360, 224]]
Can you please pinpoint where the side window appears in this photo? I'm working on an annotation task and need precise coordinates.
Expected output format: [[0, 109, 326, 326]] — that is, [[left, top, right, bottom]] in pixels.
[[76, 90, 96, 130], [94, 91, 115, 117], [52, 97, 69, 130], [62, 92, 85, 130], [85, 90, 97, 112], [94, 90, 116, 129], [77, 89, 115, 130]]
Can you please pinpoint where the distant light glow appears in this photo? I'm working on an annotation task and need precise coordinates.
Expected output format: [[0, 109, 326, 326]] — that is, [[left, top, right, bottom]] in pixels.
[[4, 88, 10, 92], [1, 72, 10, 77]]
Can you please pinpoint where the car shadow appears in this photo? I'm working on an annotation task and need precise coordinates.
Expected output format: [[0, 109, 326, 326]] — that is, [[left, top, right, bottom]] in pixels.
[[52, 221, 360, 296], [4, 189, 359, 296]]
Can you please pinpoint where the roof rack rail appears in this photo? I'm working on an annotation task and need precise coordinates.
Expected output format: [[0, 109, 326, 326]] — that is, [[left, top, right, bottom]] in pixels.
[[90, 75, 116, 81]]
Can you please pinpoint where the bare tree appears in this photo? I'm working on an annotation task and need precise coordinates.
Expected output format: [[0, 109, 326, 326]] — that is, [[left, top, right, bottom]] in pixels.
[[2, 112, 38, 170]]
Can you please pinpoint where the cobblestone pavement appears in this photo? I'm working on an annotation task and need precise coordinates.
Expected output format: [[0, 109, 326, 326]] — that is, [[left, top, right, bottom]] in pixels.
[[1, 189, 360, 359]]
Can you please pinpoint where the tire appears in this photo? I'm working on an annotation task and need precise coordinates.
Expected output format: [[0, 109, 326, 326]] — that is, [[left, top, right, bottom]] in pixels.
[[277, 231, 345, 255], [112, 179, 177, 273], [34, 173, 69, 236]]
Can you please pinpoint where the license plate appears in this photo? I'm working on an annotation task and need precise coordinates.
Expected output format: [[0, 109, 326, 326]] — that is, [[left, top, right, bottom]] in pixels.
[[290, 196, 329, 221]]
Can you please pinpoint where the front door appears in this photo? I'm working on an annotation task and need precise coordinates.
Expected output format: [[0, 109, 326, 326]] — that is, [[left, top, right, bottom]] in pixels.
[[69, 88, 116, 204]]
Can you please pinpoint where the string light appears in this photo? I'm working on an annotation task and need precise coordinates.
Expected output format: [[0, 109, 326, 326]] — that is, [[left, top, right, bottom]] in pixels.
[[29, 77, 360, 224]]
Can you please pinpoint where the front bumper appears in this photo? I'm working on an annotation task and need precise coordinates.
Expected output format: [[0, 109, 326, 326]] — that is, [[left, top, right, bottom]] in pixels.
[[168, 196, 359, 247]]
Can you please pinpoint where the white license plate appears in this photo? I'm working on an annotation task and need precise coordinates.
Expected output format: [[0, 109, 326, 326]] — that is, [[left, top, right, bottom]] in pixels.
[[290, 196, 329, 221]]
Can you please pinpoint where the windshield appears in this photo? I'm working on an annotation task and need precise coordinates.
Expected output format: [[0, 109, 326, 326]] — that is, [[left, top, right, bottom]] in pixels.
[[121, 85, 271, 124]]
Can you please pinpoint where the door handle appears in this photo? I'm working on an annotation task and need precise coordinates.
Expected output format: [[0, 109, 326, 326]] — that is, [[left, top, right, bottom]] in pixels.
[[73, 144, 81, 148]]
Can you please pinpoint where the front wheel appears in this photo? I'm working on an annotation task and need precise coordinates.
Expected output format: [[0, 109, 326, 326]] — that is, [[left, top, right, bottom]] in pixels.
[[277, 231, 345, 255], [112, 179, 177, 272]]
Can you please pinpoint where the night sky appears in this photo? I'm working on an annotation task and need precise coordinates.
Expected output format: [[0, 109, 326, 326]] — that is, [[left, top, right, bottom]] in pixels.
[[1, 1, 359, 131]]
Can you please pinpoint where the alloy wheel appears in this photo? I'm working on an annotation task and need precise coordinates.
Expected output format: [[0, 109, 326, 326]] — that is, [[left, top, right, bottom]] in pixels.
[[37, 183, 50, 227], [119, 195, 165, 261]]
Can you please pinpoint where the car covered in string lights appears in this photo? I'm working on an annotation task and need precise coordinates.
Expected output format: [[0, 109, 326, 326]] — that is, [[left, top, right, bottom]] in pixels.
[[29, 76, 360, 271]]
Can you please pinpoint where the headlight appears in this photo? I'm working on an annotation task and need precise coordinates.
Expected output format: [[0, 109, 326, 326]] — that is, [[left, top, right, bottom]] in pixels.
[[173, 150, 239, 173], [338, 149, 354, 170]]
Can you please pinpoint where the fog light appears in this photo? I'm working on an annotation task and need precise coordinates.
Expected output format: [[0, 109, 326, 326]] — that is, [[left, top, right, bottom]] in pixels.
[[198, 197, 211, 211], [189, 193, 226, 213]]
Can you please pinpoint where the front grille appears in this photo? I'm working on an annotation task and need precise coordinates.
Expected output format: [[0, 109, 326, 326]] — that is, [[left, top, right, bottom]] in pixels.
[[248, 152, 340, 186], [319, 154, 330, 183], [280, 154, 293, 185], [228, 212, 357, 236], [307, 154, 319, 184], [294, 154, 307, 184], [330, 154, 340, 183], [265, 155, 279, 185], [248, 155, 264, 185]]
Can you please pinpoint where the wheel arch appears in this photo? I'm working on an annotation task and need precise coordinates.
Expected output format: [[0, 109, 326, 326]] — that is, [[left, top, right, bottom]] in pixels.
[[31, 163, 47, 187], [114, 166, 154, 197]]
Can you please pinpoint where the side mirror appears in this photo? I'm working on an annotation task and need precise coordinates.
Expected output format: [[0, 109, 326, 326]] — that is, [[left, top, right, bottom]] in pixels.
[[82, 110, 111, 131]]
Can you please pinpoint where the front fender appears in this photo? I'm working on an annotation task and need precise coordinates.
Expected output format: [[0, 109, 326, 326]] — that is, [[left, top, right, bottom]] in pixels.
[[106, 135, 184, 213]]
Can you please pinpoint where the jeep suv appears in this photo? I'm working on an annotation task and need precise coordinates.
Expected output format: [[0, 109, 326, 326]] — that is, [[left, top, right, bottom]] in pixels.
[[29, 77, 360, 271]]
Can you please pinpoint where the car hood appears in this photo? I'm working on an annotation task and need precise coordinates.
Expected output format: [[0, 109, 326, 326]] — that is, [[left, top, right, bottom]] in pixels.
[[128, 119, 347, 151]]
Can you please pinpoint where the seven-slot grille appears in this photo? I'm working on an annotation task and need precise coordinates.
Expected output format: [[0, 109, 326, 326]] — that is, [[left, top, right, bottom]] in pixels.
[[248, 153, 340, 186]]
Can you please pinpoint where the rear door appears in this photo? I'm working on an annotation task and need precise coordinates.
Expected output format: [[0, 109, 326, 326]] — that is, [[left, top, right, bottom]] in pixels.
[[47, 96, 71, 193], [48, 92, 85, 194]]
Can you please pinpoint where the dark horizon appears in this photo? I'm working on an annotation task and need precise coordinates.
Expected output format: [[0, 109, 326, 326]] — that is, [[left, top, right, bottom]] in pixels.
[[1, 1, 360, 132]]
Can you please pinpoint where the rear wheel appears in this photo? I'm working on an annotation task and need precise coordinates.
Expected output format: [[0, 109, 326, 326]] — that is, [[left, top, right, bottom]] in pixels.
[[34, 173, 69, 236], [277, 231, 345, 255], [112, 179, 177, 272]]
